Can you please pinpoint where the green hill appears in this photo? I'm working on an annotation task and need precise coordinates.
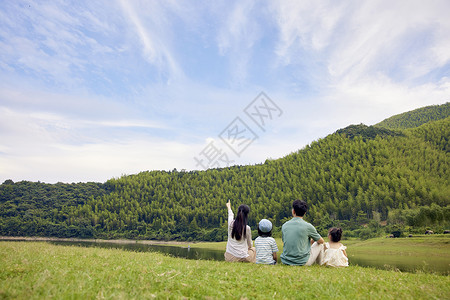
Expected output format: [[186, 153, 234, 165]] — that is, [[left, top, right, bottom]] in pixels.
[[1, 105, 449, 241], [335, 124, 404, 140], [375, 102, 449, 130]]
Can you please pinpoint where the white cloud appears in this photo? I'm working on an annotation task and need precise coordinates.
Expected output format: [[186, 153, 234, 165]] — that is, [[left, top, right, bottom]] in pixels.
[[0, 83, 134, 121], [273, 0, 345, 62], [216, 0, 262, 85], [217, 0, 257, 54], [0, 105, 191, 183], [272, 0, 450, 85], [327, 76, 450, 122], [326, 1, 450, 84], [0, 139, 199, 183], [118, 0, 185, 80], [0, 1, 121, 86]]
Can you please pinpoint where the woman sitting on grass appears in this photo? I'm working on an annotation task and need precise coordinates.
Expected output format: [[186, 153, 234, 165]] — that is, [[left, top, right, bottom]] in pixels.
[[224, 200, 256, 263], [321, 227, 348, 267]]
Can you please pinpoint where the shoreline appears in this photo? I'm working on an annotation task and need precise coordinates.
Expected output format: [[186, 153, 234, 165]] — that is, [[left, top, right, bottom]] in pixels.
[[0, 236, 197, 246]]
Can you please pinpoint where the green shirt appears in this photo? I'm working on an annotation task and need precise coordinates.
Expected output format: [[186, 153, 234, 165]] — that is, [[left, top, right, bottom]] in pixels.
[[280, 217, 322, 265]]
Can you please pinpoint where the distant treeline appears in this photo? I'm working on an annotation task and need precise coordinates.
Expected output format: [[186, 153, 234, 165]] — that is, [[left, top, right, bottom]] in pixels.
[[1, 105, 449, 241]]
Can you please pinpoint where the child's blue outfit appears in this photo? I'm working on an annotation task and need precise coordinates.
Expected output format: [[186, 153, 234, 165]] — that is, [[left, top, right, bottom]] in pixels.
[[255, 236, 279, 264]]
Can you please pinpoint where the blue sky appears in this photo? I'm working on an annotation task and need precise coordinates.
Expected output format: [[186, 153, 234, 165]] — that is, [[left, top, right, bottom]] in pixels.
[[0, 0, 449, 183]]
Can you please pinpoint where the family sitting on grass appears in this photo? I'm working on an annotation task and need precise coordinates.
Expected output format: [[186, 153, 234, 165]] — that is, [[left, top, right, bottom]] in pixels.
[[224, 199, 348, 267]]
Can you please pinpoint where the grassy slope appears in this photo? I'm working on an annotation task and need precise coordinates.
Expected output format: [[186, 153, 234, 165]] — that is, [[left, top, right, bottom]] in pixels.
[[1, 242, 449, 299]]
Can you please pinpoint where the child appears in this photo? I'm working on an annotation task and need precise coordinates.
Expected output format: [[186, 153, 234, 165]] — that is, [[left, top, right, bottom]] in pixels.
[[321, 227, 348, 267], [255, 219, 279, 264]]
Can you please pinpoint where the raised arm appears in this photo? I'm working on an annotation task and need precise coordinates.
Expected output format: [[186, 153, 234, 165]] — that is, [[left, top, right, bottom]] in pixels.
[[226, 200, 234, 224]]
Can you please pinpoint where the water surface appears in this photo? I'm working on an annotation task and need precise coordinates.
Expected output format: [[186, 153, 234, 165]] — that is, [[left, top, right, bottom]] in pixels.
[[50, 240, 225, 261]]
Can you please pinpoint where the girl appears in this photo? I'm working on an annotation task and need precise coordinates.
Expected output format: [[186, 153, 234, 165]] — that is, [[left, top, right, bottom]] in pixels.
[[255, 219, 279, 264], [321, 227, 349, 267], [224, 200, 255, 262]]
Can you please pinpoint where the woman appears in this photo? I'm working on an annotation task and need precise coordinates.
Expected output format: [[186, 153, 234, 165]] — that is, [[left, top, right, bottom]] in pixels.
[[224, 200, 256, 262]]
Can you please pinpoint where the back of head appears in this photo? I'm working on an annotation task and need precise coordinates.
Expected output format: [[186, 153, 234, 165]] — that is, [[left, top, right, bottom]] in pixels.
[[293, 200, 307, 217], [258, 219, 272, 237], [328, 227, 343, 242], [232, 204, 250, 240]]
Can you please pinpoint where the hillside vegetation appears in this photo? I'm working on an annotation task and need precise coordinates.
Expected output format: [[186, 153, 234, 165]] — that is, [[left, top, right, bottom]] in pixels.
[[375, 102, 449, 130], [1, 104, 449, 241]]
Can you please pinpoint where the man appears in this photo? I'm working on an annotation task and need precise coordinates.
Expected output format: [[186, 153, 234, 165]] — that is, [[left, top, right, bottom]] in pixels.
[[280, 199, 324, 265]]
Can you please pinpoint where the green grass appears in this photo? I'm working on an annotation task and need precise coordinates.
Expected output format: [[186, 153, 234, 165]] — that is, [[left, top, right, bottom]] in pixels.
[[1, 241, 449, 299]]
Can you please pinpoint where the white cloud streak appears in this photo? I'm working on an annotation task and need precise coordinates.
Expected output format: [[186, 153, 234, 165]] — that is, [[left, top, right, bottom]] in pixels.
[[272, 0, 450, 85], [118, 0, 185, 81], [217, 0, 261, 85], [0, 1, 121, 88]]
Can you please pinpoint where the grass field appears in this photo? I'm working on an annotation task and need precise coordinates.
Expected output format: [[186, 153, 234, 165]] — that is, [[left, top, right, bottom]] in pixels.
[[1, 241, 449, 299]]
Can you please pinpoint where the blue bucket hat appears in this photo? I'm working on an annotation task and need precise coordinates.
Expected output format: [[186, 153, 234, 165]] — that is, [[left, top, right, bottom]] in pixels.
[[258, 219, 272, 233]]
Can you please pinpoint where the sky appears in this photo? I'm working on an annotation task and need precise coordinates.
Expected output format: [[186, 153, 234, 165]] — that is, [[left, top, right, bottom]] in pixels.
[[0, 0, 449, 183]]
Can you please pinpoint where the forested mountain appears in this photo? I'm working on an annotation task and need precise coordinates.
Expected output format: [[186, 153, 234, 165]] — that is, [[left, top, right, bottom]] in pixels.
[[1, 104, 449, 241], [335, 124, 404, 140], [375, 102, 449, 130], [0, 181, 110, 237]]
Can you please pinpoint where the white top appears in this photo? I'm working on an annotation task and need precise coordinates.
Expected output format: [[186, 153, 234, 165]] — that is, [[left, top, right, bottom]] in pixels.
[[225, 208, 252, 258], [255, 236, 278, 264], [321, 242, 349, 267]]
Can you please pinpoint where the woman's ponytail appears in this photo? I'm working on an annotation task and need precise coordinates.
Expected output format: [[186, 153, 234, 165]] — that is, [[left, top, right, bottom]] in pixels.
[[231, 204, 250, 241]]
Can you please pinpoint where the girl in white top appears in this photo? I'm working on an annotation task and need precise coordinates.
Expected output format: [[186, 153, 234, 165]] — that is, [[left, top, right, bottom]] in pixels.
[[321, 227, 349, 267], [224, 200, 256, 263]]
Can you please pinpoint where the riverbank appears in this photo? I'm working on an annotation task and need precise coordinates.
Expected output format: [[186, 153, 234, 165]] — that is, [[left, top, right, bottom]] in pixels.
[[4, 234, 448, 249], [0, 236, 191, 246], [180, 234, 450, 253], [1, 241, 448, 299]]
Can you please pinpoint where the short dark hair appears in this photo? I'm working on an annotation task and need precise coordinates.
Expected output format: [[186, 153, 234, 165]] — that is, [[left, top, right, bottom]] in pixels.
[[328, 227, 343, 242], [293, 200, 307, 217], [258, 227, 272, 237]]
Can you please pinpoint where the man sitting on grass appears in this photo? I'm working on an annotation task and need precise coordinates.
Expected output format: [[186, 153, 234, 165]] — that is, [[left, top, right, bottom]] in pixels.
[[280, 199, 324, 266]]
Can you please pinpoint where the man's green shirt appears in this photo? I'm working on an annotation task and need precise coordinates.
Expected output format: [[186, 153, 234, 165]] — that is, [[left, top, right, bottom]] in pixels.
[[280, 217, 322, 265]]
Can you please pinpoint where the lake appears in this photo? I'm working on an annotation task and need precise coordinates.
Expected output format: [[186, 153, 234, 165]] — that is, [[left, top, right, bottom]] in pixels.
[[347, 252, 449, 275], [49, 240, 225, 261], [49, 240, 449, 275]]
